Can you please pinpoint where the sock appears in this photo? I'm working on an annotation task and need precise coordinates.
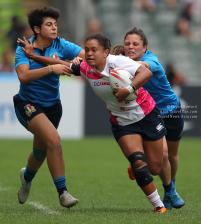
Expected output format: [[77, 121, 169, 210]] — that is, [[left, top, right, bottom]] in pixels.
[[163, 182, 172, 191], [147, 189, 164, 208], [53, 175, 67, 197], [24, 165, 37, 183]]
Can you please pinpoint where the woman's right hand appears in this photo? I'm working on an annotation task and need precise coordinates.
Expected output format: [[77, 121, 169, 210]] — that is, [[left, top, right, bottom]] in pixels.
[[17, 37, 35, 58], [51, 64, 73, 76]]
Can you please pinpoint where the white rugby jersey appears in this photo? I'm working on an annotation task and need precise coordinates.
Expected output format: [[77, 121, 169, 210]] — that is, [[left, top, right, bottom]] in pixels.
[[72, 54, 156, 126]]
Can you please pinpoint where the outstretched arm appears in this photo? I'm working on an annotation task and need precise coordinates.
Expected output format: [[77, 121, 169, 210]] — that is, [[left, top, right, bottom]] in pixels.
[[16, 63, 72, 84], [17, 37, 71, 67]]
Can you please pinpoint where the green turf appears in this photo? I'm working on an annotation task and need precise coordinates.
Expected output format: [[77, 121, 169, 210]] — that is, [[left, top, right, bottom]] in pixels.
[[0, 137, 200, 224]]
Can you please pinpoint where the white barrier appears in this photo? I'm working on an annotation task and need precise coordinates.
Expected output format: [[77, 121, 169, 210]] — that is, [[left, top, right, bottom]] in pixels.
[[0, 74, 85, 139]]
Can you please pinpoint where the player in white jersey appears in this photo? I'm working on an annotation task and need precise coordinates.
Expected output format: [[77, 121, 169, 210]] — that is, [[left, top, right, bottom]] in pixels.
[[111, 27, 185, 210], [17, 33, 167, 213]]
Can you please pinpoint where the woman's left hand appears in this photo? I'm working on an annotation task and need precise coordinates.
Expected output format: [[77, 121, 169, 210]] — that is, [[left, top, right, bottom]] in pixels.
[[113, 87, 130, 100], [70, 56, 84, 65], [17, 37, 35, 58]]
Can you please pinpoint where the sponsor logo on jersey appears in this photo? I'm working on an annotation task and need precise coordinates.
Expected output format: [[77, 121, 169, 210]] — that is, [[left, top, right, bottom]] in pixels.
[[156, 123, 164, 132], [94, 81, 110, 86], [50, 53, 59, 59], [94, 81, 100, 86], [24, 104, 36, 117]]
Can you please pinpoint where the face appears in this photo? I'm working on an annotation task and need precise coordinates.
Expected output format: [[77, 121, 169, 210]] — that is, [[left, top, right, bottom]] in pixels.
[[34, 17, 57, 39], [124, 34, 146, 61], [85, 39, 108, 71]]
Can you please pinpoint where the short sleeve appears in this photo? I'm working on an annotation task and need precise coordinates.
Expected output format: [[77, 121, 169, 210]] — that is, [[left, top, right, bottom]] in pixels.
[[60, 38, 82, 60], [15, 45, 29, 68], [114, 55, 141, 76], [145, 59, 160, 73]]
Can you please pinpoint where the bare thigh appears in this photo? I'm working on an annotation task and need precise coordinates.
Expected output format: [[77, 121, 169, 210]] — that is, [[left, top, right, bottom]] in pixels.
[[27, 113, 60, 146], [118, 134, 144, 158]]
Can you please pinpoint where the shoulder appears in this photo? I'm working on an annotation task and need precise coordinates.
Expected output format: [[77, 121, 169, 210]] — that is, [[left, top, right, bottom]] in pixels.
[[80, 62, 91, 71], [57, 37, 81, 48], [143, 50, 159, 62], [16, 44, 26, 57], [107, 54, 135, 66], [51, 37, 70, 50], [80, 62, 94, 76]]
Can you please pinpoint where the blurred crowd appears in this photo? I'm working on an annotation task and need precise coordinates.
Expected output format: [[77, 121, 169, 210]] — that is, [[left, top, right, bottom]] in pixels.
[[136, 0, 201, 40], [0, 16, 32, 74], [1, 0, 200, 86]]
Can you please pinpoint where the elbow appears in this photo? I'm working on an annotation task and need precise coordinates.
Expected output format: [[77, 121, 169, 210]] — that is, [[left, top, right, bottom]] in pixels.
[[18, 74, 28, 84], [146, 70, 153, 81]]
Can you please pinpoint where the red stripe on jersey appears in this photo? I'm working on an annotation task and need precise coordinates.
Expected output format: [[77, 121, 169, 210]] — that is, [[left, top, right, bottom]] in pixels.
[[136, 87, 156, 115], [108, 110, 118, 124]]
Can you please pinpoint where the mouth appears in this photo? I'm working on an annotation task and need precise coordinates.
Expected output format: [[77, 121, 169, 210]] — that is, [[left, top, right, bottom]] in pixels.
[[87, 58, 94, 62], [127, 51, 135, 55]]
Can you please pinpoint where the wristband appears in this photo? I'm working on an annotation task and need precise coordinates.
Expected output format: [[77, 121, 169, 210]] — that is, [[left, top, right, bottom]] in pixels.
[[126, 84, 137, 93]]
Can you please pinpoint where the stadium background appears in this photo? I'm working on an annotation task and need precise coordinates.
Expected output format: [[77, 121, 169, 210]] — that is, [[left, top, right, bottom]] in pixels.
[[0, 0, 200, 138], [0, 1, 201, 223]]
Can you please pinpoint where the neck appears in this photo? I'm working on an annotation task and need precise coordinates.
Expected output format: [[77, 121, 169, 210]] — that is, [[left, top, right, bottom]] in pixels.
[[34, 36, 53, 49]]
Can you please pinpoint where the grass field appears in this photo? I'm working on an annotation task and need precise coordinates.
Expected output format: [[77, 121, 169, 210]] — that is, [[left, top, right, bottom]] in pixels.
[[0, 137, 201, 224]]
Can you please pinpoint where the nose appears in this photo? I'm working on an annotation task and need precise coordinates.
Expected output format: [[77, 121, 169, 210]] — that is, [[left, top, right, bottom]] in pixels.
[[87, 50, 92, 55], [52, 24, 57, 29]]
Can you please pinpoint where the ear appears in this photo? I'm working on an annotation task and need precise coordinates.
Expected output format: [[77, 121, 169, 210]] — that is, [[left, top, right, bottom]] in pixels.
[[34, 26, 40, 34], [104, 49, 109, 58], [143, 45, 147, 53]]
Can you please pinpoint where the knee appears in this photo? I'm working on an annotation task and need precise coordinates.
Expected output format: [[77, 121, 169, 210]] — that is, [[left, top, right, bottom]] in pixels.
[[168, 153, 178, 162], [168, 148, 178, 161], [47, 134, 62, 153], [128, 151, 147, 169], [128, 152, 154, 187], [149, 162, 162, 176]]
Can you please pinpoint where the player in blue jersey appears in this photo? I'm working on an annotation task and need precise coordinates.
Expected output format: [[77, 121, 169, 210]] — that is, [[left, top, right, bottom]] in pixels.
[[13, 6, 85, 208], [117, 27, 184, 210]]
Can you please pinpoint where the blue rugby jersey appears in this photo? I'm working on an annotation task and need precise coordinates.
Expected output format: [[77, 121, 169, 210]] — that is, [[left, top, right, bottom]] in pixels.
[[141, 50, 179, 115], [15, 36, 82, 107]]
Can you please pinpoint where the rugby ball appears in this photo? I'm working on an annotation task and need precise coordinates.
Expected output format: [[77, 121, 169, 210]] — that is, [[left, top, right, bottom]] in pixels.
[[109, 68, 138, 101]]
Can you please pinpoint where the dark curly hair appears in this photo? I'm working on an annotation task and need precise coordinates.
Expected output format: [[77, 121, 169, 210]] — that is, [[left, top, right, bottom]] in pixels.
[[27, 6, 60, 37]]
